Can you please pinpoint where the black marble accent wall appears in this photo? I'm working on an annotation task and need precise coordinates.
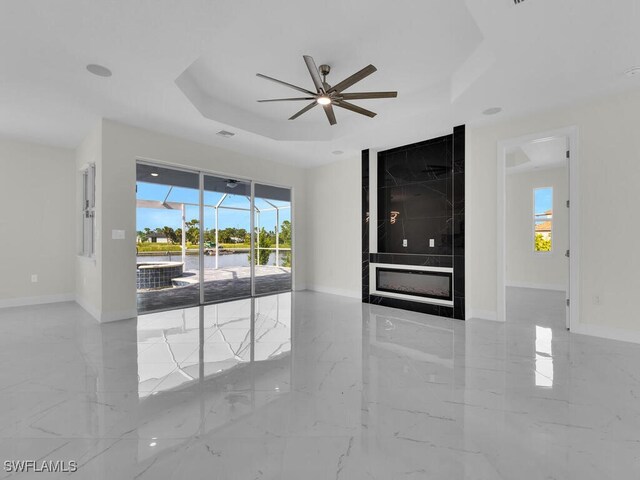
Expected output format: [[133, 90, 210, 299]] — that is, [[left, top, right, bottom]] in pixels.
[[362, 125, 465, 320], [452, 125, 465, 320], [362, 149, 370, 303], [377, 134, 453, 255]]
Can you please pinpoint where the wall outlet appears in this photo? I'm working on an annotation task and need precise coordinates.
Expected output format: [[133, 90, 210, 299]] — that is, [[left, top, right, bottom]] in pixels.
[[402, 239, 408, 247], [112, 229, 125, 240], [593, 295, 601, 305], [429, 238, 435, 247], [31, 274, 38, 283]]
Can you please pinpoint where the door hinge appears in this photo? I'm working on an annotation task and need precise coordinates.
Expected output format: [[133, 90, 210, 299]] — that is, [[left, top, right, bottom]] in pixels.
[[566, 150, 570, 159], [566, 298, 570, 307], [565, 249, 570, 258], [566, 200, 570, 208]]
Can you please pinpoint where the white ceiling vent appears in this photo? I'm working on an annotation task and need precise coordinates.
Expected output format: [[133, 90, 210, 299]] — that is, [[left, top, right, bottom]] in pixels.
[[216, 130, 235, 138]]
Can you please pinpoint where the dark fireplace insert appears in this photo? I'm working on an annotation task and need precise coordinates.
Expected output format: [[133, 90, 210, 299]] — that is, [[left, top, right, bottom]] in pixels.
[[376, 267, 452, 301]]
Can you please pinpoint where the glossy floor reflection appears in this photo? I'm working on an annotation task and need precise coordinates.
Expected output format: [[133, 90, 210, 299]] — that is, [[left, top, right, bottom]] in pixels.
[[0, 289, 639, 479]]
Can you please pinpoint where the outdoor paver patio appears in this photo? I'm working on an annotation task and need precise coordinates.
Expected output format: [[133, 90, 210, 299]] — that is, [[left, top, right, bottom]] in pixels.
[[137, 266, 291, 313]]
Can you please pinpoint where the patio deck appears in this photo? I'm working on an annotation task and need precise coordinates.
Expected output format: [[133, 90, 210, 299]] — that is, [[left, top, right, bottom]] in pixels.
[[137, 266, 292, 313]]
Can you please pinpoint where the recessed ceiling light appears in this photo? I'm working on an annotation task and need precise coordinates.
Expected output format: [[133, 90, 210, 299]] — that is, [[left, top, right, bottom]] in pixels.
[[625, 67, 640, 78], [482, 107, 502, 115], [317, 96, 331, 106], [217, 130, 235, 138], [150, 172, 159, 177], [86, 64, 112, 77], [332, 150, 343, 155]]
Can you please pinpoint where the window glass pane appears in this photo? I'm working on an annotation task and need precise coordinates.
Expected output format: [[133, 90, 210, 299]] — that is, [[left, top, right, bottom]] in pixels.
[[203, 174, 251, 304], [254, 184, 292, 295], [534, 187, 553, 252], [136, 164, 200, 313]]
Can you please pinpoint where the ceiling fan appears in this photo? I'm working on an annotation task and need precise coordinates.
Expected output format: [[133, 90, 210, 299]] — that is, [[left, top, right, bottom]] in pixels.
[[256, 55, 397, 126]]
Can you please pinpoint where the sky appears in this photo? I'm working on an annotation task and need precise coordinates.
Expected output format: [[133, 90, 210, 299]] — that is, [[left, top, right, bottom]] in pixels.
[[136, 183, 291, 232], [534, 187, 553, 215]]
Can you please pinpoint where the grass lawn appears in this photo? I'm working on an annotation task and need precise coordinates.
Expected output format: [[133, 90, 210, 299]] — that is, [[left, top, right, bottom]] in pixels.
[[137, 243, 292, 252], [137, 243, 189, 252]]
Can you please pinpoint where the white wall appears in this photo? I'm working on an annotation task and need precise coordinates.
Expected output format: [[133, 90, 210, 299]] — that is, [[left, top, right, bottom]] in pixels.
[[0, 138, 76, 307], [467, 88, 640, 336], [306, 155, 361, 298], [94, 119, 307, 321], [75, 124, 103, 317], [506, 166, 568, 290]]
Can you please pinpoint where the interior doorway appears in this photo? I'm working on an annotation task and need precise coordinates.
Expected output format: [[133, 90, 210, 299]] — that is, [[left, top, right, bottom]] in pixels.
[[135, 162, 293, 314], [497, 127, 579, 329]]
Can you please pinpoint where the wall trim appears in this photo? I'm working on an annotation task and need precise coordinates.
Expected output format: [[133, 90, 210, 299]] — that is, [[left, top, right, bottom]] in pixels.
[[100, 309, 138, 323], [506, 282, 566, 292], [466, 308, 499, 322], [75, 295, 100, 321], [572, 323, 640, 345], [306, 286, 361, 300], [0, 293, 75, 309]]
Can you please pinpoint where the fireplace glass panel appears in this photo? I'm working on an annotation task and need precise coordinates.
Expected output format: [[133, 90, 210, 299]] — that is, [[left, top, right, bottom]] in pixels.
[[376, 268, 452, 301]]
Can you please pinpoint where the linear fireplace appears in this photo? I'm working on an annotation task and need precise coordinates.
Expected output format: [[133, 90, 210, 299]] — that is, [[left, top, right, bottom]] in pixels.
[[369, 263, 453, 306]]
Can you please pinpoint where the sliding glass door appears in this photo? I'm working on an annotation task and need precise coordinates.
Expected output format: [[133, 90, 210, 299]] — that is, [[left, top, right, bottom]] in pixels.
[[253, 184, 292, 296], [136, 164, 201, 313], [136, 162, 292, 314], [202, 174, 252, 304]]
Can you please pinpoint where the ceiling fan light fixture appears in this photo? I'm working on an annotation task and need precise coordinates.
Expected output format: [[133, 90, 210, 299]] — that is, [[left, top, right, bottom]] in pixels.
[[257, 56, 397, 125]]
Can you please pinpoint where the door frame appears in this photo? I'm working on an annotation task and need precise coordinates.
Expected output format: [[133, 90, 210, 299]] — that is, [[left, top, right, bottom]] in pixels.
[[496, 126, 579, 328]]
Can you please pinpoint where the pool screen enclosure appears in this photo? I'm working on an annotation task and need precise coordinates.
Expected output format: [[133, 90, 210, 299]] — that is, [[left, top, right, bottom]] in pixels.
[[135, 162, 292, 314]]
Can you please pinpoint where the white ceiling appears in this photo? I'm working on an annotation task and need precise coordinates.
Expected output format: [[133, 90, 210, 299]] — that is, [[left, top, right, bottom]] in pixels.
[[1, 0, 639, 167], [506, 136, 567, 174]]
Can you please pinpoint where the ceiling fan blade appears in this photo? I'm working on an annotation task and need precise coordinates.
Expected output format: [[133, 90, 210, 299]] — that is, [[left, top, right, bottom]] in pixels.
[[328, 64, 377, 93], [289, 101, 317, 120], [256, 73, 316, 96], [334, 100, 377, 118], [258, 97, 315, 102], [303, 55, 325, 94], [339, 91, 397, 100], [323, 104, 337, 126]]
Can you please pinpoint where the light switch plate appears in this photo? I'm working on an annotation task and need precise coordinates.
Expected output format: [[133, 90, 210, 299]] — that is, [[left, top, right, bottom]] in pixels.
[[112, 229, 125, 240], [429, 238, 435, 247], [402, 239, 408, 247]]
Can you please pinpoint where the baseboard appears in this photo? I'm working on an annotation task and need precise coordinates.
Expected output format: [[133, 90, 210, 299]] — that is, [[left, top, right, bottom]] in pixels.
[[306, 285, 361, 300], [75, 295, 137, 323], [75, 295, 100, 321], [466, 308, 499, 322], [506, 281, 566, 292], [0, 293, 76, 309], [571, 323, 640, 345], [99, 309, 138, 323]]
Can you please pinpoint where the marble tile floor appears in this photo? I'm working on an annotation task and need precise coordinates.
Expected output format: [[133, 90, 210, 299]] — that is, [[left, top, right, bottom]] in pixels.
[[0, 288, 639, 479]]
